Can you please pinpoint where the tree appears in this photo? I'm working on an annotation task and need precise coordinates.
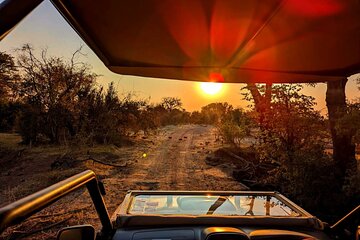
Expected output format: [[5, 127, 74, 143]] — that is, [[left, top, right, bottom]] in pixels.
[[0, 102, 23, 132], [245, 84, 326, 163], [340, 100, 360, 200], [326, 79, 357, 182], [190, 111, 204, 124], [117, 93, 149, 135], [160, 97, 183, 111], [244, 82, 358, 182], [14, 44, 97, 144], [201, 102, 233, 124], [78, 83, 121, 144], [335, 99, 360, 156], [243, 83, 272, 129], [0, 51, 18, 102], [217, 108, 252, 147], [243, 84, 335, 210], [0, 52, 21, 132], [157, 97, 188, 125]]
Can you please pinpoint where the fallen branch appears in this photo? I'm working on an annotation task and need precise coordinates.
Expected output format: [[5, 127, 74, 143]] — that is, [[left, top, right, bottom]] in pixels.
[[86, 156, 127, 168], [222, 149, 248, 163], [9, 217, 71, 239], [223, 149, 251, 170], [51, 152, 127, 169], [28, 205, 91, 220]]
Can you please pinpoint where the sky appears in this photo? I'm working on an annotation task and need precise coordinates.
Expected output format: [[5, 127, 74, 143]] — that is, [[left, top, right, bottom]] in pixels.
[[0, 0, 358, 113]]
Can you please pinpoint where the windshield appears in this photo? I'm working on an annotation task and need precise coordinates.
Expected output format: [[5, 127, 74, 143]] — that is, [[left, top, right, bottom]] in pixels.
[[129, 194, 301, 217]]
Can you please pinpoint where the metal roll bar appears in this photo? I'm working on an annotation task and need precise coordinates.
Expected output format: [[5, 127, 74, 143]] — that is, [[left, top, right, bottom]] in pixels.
[[330, 204, 360, 230], [0, 170, 112, 234]]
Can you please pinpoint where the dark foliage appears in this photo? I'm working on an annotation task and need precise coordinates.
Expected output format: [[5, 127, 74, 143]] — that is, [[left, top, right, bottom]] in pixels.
[[0, 46, 196, 145], [242, 84, 359, 223], [0, 52, 18, 102]]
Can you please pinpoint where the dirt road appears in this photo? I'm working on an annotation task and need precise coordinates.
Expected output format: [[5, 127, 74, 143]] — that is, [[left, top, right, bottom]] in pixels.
[[112, 124, 247, 191]]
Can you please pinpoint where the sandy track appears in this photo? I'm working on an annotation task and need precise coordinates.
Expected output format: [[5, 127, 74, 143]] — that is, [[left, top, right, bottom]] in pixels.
[[143, 125, 202, 189], [114, 124, 247, 192]]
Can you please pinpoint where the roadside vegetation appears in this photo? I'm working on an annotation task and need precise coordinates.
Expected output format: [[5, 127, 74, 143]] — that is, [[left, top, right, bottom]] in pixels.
[[242, 84, 351, 219]]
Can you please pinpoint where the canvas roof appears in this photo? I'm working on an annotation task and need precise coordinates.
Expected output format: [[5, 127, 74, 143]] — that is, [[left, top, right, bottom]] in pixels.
[[49, 0, 360, 83]]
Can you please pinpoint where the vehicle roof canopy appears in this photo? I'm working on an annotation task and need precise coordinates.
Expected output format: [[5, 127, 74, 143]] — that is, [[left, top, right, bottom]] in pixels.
[[4, 0, 359, 83], [50, 0, 360, 83]]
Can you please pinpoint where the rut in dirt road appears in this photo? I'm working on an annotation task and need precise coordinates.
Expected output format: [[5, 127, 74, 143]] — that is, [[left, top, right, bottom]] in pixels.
[[145, 126, 196, 188]]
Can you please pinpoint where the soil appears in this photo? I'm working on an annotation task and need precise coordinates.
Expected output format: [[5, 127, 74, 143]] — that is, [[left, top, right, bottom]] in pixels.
[[0, 125, 247, 239]]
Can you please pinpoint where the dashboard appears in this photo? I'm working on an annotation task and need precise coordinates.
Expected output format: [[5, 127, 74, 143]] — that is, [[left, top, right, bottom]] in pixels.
[[112, 226, 330, 240]]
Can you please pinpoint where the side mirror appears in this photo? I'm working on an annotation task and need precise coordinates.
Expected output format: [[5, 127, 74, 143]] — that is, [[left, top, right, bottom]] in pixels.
[[356, 226, 360, 240], [57, 225, 95, 240]]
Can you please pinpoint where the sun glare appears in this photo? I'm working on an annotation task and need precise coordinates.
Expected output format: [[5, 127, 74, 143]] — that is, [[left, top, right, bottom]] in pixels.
[[200, 82, 223, 95]]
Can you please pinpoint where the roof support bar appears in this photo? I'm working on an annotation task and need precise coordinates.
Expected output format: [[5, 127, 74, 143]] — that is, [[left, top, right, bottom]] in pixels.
[[331, 204, 360, 230], [0, 170, 113, 234]]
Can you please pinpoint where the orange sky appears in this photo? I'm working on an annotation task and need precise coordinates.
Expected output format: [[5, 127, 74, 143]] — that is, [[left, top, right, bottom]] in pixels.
[[0, 0, 358, 113]]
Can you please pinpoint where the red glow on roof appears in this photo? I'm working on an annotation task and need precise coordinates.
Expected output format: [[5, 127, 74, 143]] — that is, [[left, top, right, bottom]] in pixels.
[[209, 72, 224, 83], [286, 0, 344, 17], [158, 2, 209, 61], [210, 1, 249, 63]]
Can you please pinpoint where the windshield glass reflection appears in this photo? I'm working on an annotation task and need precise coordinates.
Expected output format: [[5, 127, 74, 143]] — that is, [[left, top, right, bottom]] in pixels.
[[129, 195, 301, 217]]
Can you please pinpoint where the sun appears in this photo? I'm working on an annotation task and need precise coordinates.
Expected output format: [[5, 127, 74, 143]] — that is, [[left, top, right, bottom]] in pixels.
[[200, 82, 223, 95]]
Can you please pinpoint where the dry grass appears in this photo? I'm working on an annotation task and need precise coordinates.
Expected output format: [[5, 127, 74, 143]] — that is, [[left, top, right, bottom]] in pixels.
[[0, 133, 22, 149], [0, 133, 152, 239]]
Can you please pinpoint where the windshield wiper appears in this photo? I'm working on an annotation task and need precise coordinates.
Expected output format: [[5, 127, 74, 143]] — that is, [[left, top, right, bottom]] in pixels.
[[206, 196, 227, 215]]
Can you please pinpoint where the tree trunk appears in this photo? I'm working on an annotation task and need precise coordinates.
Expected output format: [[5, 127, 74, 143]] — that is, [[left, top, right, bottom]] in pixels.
[[246, 83, 272, 127], [326, 79, 356, 182]]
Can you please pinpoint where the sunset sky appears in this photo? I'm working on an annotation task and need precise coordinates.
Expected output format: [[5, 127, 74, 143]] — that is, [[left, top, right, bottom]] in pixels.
[[0, 0, 358, 113]]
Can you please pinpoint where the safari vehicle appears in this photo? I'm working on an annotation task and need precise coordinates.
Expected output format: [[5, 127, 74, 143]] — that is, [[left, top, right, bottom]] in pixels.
[[0, 0, 360, 239], [0, 170, 359, 240], [0, 169, 359, 240]]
